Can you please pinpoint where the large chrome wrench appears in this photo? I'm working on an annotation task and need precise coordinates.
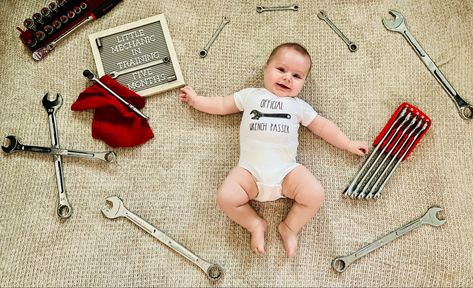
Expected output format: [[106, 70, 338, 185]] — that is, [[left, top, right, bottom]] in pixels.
[[383, 10, 473, 120], [332, 206, 446, 272], [42, 93, 72, 219], [2, 135, 117, 162], [101, 196, 224, 281]]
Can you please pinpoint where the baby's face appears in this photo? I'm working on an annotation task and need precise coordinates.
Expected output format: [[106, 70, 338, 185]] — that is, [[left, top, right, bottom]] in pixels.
[[263, 48, 311, 97]]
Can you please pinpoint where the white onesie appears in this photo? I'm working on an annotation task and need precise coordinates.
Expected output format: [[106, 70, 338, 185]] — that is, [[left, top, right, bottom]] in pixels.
[[234, 88, 317, 202]]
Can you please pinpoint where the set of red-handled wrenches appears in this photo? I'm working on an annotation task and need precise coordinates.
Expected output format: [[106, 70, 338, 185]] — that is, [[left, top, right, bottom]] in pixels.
[[2, 93, 117, 219]]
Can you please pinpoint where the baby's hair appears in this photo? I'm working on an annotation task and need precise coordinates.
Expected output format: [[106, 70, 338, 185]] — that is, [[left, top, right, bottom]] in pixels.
[[266, 42, 312, 72]]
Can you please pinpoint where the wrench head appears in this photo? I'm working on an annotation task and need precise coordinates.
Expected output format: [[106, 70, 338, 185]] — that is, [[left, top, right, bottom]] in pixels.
[[317, 10, 327, 20], [101, 196, 126, 219], [249, 110, 261, 120], [424, 206, 446, 226], [206, 264, 224, 281], [2, 135, 19, 153], [382, 10, 406, 32], [42, 92, 63, 111]]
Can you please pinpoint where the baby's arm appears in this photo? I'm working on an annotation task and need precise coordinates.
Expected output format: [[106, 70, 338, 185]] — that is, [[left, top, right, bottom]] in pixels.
[[307, 115, 368, 156], [179, 86, 240, 115]]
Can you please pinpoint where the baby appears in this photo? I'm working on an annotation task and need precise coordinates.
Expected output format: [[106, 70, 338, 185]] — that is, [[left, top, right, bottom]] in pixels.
[[180, 43, 368, 258]]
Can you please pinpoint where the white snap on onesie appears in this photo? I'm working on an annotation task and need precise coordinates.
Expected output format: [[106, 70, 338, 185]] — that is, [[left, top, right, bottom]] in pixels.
[[234, 88, 317, 202]]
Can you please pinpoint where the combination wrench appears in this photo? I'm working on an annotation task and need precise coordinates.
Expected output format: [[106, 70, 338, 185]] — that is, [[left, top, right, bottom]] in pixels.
[[250, 109, 291, 120], [109, 57, 170, 79], [42, 93, 72, 219], [199, 16, 230, 58], [317, 10, 358, 52], [383, 10, 473, 120], [2, 135, 117, 162], [101, 196, 224, 281], [256, 5, 299, 13], [332, 206, 446, 272]]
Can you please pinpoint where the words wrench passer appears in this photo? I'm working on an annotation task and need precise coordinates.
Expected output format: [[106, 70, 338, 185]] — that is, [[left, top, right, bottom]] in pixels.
[[101, 196, 224, 281], [42, 93, 72, 219]]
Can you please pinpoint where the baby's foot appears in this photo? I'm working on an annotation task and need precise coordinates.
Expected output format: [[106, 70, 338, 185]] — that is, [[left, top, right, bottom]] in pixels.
[[248, 219, 267, 255], [278, 221, 298, 258]]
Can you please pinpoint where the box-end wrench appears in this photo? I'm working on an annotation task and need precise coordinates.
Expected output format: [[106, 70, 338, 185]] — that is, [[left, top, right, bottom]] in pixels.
[[332, 206, 446, 272], [2, 135, 117, 163], [256, 5, 299, 13], [42, 93, 72, 219], [383, 10, 473, 120], [101, 196, 224, 281], [199, 16, 230, 58], [317, 10, 358, 52]]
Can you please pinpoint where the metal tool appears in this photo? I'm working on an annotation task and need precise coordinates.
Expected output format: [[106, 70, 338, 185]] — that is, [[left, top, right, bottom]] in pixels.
[[250, 109, 291, 120], [42, 93, 72, 219], [199, 16, 230, 58], [332, 206, 446, 272], [82, 70, 150, 121], [256, 4, 299, 13], [356, 114, 419, 199], [109, 57, 170, 79], [101, 196, 224, 281], [317, 10, 357, 52], [368, 120, 429, 199], [344, 107, 408, 197], [349, 112, 413, 198], [383, 10, 473, 120], [2, 135, 117, 163]]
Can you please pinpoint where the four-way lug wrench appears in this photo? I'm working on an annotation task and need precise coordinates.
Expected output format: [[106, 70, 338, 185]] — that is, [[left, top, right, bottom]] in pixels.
[[42, 93, 72, 219], [332, 206, 446, 272], [383, 10, 473, 120], [2, 135, 117, 162], [199, 16, 230, 58], [101, 196, 224, 282]]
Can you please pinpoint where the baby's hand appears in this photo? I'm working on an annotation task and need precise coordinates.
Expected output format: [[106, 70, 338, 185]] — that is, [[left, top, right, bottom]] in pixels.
[[179, 86, 198, 107], [347, 141, 369, 156]]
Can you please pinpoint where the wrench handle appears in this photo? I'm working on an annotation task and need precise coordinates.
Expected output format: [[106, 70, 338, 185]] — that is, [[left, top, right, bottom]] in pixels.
[[124, 210, 213, 273], [21, 144, 52, 153]]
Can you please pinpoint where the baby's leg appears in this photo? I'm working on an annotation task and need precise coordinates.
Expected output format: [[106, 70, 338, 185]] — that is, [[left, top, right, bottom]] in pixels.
[[279, 165, 325, 258], [216, 167, 267, 255]]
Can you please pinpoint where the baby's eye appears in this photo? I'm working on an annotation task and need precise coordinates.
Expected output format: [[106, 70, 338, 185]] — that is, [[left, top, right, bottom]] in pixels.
[[277, 67, 285, 72], [293, 74, 302, 79]]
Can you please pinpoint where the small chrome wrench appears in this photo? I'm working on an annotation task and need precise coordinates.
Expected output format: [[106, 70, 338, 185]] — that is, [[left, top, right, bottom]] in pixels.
[[199, 16, 230, 58], [256, 5, 299, 13], [109, 57, 170, 79], [42, 93, 72, 219], [317, 10, 358, 52], [332, 206, 446, 272], [383, 10, 473, 120], [101, 196, 224, 281], [2, 135, 117, 162]]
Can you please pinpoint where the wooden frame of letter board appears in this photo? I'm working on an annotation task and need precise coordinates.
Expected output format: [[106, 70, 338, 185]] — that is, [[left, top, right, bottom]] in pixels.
[[88, 14, 185, 97]]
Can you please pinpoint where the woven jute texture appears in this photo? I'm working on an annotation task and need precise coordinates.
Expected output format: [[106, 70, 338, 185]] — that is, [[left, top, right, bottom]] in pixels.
[[1, 0, 472, 287]]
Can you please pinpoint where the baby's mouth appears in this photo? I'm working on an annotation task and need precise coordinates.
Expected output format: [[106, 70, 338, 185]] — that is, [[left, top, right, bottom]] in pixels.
[[276, 83, 290, 90]]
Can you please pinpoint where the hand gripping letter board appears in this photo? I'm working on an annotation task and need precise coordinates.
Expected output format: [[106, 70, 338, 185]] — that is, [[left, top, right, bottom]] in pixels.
[[344, 102, 431, 200], [88, 14, 185, 97]]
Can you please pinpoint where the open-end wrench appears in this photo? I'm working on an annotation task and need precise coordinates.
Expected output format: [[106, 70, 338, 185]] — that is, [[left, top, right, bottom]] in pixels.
[[349, 112, 412, 198], [109, 57, 170, 79], [101, 196, 224, 281], [332, 206, 446, 272], [317, 10, 357, 52], [199, 16, 230, 58], [250, 109, 291, 120], [343, 107, 408, 197], [256, 5, 299, 13], [369, 120, 429, 199], [42, 93, 72, 219], [2, 135, 117, 163], [383, 10, 473, 120], [356, 114, 419, 199]]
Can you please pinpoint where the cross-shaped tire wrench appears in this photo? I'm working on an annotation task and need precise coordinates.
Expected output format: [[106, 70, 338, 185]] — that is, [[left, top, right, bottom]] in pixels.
[[250, 109, 291, 120], [101, 196, 224, 281], [42, 93, 72, 219]]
